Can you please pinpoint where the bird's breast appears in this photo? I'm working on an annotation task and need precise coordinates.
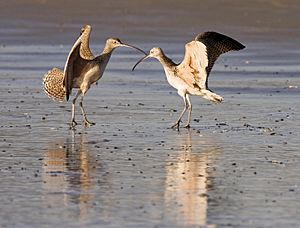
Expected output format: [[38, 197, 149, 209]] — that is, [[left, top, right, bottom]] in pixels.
[[78, 64, 102, 86], [164, 69, 185, 91]]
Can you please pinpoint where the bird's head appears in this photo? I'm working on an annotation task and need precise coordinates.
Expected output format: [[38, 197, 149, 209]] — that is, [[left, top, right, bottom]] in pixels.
[[132, 47, 163, 71], [106, 37, 122, 48], [148, 47, 164, 58], [105, 38, 146, 55], [80, 24, 91, 35]]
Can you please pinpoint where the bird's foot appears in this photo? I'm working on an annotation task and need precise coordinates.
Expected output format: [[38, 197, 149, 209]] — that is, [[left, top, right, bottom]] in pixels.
[[171, 121, 180, 131], [83, 119, 95, 127], [183, 124, 190, 129]]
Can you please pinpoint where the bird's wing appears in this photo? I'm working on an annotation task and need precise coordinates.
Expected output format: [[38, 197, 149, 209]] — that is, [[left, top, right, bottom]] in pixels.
[[178, 32, 245, 89], [195, 32, 245, 77], [63, 35, 83, 101], [177, 41, 209, 89], [80, 26, 95, 60]]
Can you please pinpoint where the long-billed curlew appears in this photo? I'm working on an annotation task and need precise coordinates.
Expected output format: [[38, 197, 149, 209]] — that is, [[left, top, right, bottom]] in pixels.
[[43, 25, 94, 102], [43, 25, 146, 128], [133, 32, 245, 130]]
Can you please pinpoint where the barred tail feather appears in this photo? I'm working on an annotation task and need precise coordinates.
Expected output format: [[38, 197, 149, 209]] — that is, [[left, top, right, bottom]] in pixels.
[[43, 68, 66, 102], [197, 89, 223, 103]]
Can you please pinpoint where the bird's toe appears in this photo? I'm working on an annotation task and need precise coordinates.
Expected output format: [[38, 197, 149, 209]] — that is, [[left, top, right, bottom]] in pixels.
[[84, 120, 95, 127], [171, 122, 180, 131], [183, 124, 191, 129]]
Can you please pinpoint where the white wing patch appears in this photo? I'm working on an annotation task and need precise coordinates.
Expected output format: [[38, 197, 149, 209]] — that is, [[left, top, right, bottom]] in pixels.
[[191, 41, 208, 69], [177, 41, 209, 89], [187, 41, 208, 88]]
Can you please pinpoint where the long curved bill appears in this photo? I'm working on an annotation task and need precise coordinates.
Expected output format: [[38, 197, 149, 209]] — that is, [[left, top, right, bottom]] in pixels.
[[121, 43, 147, 55], [132, 54, 150, 71]]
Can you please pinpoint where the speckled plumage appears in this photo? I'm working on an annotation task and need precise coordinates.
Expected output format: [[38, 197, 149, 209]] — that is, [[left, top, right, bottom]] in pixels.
[[79, 25, 94, 60], [43, 25, 94, 102], [43, 68, 65, 102], [43, 25, 146, 128]]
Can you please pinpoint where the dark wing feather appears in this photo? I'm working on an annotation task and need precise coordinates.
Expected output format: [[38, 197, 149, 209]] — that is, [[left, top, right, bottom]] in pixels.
[[63, 36, 83, 101], [195, 32, 245, 79]]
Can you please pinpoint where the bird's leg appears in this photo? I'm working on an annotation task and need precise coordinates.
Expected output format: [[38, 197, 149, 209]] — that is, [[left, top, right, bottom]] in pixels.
[[171, 94, 188, 130], [79, 95, 95, 127], [184, 94, 192, 128], [70, 91, 81, 129]]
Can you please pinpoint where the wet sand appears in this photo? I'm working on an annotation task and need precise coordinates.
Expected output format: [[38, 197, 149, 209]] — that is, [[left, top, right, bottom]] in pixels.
[[1, 1, 300, 227]]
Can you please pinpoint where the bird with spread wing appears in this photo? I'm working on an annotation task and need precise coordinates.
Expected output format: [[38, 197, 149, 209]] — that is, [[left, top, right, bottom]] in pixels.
[[133, 32, 245, 130], [43, 25, 146, 128]]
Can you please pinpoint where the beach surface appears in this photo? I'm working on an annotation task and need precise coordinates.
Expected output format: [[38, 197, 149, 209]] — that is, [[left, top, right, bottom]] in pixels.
[[0, 1, 300, 227]]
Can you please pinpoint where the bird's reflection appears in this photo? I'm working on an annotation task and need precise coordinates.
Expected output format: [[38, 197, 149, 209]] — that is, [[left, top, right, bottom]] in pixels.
[[164, 130, 221, 227], [42, 130, 96, 221]]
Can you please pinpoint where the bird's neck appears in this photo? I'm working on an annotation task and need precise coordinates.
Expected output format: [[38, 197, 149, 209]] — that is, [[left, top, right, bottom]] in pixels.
[[102, 45, 115, 55], [99, 45, 114, 65], [157, 53, 176, 70]]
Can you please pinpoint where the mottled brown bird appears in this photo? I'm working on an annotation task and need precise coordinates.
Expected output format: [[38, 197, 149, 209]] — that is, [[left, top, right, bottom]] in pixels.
[[133, 32, 245, 129], [43, 25, 94, 102], [43, 25, 146, 128]]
